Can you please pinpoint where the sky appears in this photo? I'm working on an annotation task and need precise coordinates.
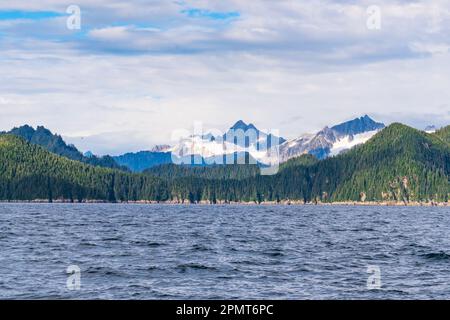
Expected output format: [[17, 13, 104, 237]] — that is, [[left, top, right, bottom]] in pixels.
[[0, 0, 449, 155]]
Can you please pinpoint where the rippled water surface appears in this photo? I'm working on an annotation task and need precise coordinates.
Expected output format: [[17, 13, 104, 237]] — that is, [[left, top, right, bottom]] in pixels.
[[0, 203, 449, 299]]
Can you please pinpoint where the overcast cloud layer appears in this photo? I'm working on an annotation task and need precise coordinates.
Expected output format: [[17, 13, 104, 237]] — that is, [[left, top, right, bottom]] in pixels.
[[1, 0, 449, 155]]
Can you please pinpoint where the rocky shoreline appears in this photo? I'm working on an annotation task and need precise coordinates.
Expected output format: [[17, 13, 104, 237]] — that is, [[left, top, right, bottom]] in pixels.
[[1, 199, 448, 206]]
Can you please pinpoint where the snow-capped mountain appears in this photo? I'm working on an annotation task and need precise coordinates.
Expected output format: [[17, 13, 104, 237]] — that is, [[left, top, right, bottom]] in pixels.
[[424, 125, 437, 133], [113, 116, 385, 171], [223, 120, 286, 147], [169, 120, 285, 165], [279, 115, 385, 161]]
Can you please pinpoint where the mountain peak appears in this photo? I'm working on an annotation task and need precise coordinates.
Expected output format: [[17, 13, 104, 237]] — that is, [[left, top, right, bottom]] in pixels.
[[230, 120, 249, 130], [6, 124, 128, 171], [9, 125, 36, 141], [84, 151, 94, 158], [14, 124, 34, 130], [331, 115, 385, 136], [229, 121, 261, 134], [424, 125, 437, 133], [11, 125, 59, 140]]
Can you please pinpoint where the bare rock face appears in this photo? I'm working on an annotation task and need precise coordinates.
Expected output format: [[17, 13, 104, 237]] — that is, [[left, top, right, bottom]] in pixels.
[[279, 128, 336, 162], [151, 145, 171, 153], [279, 115, 385, 162]]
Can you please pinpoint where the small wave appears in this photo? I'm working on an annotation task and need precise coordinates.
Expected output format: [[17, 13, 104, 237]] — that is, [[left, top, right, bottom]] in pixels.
[[176, 263, 217, 272], [191, 244, 211, 252], [131, 240, 165, 247], [79, 241, 98, 247], [147, 242, 164, 247], [85, 266, 125, 276], [134, 265, 164, 272], [420, 251, 450, 261], [102, 237, 122, 241], [264, 250, 284, 257], [232, 259, 267, 266], [351, 228, 375, 232], [145, 266, 162, 271]]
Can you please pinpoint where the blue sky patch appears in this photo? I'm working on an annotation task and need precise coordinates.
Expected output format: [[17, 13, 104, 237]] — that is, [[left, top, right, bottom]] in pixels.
[[0, 10, 64, 21], [181, 8, 240, 20]]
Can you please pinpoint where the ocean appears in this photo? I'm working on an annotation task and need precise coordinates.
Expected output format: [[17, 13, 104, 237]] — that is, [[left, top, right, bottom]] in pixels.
[[0, 203, 449, 299]]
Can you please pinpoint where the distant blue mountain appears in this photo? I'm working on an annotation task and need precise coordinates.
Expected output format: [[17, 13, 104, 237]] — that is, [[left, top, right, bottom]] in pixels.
[[113, 150, 172, 172], [229, 120, 258, 132], [84, 151, 94, 158]]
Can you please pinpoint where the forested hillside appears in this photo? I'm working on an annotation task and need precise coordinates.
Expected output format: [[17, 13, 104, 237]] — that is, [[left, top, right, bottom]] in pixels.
[[0, 123, 449, 203], [0, 134, 167, 202], [434, 125, 450, 145], [5, 125, 128, 171], [144, 163, 260, 180]]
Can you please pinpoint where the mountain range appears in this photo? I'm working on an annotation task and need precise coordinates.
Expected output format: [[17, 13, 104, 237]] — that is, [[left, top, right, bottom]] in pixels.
[[279, 115, 385, 161], [0, 118, 448, 204], [116, 115, 386, 171], [1, 116, 440, 174]]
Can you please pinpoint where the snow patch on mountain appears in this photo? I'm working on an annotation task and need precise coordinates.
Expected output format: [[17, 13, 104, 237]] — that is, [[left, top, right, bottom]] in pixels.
[[155, 116, 385, 166], [424, 125, 437, 133], [169, 120, 284, 165], [279, 116, 385, 161], [329, 130, 379, 156], [169, 135, 280, 165]]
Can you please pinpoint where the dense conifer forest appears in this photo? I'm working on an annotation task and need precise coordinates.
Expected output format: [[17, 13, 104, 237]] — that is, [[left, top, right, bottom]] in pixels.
[[1, 124, 449, 203]]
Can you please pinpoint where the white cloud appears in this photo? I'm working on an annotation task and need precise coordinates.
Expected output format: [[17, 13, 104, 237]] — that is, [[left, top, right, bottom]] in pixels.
[[0, 0, 450, 154], [409, 42, 450, 55]]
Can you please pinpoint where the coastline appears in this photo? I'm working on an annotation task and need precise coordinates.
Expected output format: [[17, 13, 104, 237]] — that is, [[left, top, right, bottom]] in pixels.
[[1, 199, 448, 207]]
